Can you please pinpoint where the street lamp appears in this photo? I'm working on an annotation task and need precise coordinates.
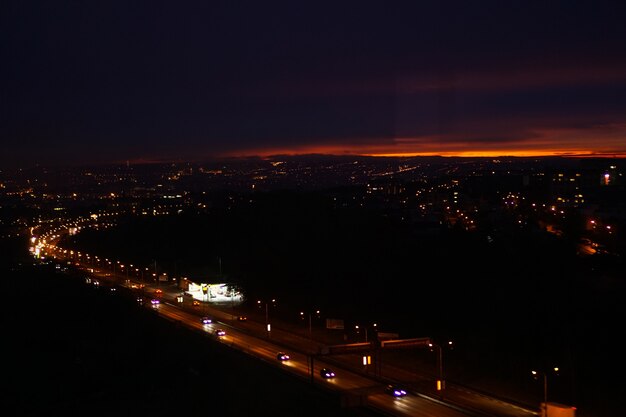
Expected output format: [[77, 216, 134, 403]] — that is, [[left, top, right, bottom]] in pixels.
[[231, 287, 234, 319], [300, 310, 320, 341], [532, 367, 559, 417], [429, 340, 453, 392], [355, 323, 377, 343], [257, 299, 276, 337], [355, 325, 367, 342]]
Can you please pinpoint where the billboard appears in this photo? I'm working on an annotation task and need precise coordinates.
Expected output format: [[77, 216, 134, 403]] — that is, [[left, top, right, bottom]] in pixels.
[[187, 282, 243, 304], [377, 332, 400, 340], [380, 337, 432, 348], [326, 318, 345, 330]]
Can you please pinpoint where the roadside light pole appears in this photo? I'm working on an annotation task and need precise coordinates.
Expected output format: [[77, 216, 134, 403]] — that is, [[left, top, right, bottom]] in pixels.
[[258, 299, 276, 338], [355, 325, 368, 342], [429, 340, 453, 393], [355, 323, 377, 343], [531, 370, 548, 417], [532, 367, 559, 417], [301, 310, 320, 342], [429, 343, 444, 392], [231, 288, 234, 320]]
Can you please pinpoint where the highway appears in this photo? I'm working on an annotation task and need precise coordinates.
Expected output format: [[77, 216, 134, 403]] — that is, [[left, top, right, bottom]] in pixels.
[[90, 266, 537, 417], [142, 295, 477, 417]]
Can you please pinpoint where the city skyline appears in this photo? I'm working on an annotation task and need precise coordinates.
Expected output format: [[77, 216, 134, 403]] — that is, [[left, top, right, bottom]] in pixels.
[[3, 1, 626, 169]]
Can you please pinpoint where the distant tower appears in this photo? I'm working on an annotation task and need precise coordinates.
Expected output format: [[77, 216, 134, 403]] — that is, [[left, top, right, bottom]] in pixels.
[[601, 165, 619, 186]]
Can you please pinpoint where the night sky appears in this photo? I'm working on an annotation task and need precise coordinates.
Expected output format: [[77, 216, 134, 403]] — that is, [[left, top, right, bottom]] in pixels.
[[3, 1, 626, 169]]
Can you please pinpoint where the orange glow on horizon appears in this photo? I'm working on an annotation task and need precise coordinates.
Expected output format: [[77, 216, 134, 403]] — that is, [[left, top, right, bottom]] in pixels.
[[365, 150, 599, 158], [222, 145, 626, 160], [220, 125, 626, 160]]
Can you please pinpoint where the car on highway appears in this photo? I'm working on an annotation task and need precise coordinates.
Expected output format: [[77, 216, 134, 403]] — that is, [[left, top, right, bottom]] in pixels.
[[214, 329, 226, 337], [319, 368, 335, 378], [150, 299, 160, 306], [385, 384, 408, 397], [276, 352, 290, 361], [201, 316, 212, 324], [237, 315, 248, 321], [155, 289, 163, 296], [193, 300, 200, 306]]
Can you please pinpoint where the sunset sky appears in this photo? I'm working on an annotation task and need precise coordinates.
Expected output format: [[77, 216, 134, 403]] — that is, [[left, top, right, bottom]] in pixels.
[[3, 1, 626, 168]]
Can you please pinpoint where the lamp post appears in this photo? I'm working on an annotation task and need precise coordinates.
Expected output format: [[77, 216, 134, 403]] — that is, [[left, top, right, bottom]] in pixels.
[[355, 323, 377, 343], [231, 287, 234, 320], [300, 310, 320, 342], [258, 299, 276, 338], [265, 302, 268, 334], [532, 367, 559, 417], [429, 340, 453, 393], [355, 325, 367, 342], [430, 343, 443, 391]]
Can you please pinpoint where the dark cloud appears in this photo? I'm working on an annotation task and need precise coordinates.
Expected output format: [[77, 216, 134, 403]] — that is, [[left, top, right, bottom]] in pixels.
[[2, 1, 626, 168]]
